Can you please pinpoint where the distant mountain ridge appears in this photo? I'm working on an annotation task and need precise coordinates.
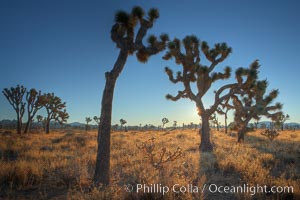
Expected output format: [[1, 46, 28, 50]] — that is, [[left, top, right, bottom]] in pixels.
[[1, 119, 300, 129], [252, 121, 300, 128]]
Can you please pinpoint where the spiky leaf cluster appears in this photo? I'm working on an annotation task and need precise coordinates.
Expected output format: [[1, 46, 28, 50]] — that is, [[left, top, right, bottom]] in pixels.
[[111, 6, 168, 61]]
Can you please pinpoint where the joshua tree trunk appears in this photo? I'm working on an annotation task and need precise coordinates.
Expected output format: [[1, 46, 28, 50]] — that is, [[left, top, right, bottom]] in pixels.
[[16, 112, 22, 134], [24, 121, 30, 134], [45, 120, 50, 134], [224, 114, 228, 134], [237, 128, 246, 143], [24, 116, 33, 134], [199, 112, 213, 152], [237, 120, 250, 143], [94, 50, 128, 186]]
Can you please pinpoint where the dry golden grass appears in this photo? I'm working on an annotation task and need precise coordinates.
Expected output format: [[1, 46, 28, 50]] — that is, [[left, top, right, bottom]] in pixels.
[[0, 128, 299, 199]]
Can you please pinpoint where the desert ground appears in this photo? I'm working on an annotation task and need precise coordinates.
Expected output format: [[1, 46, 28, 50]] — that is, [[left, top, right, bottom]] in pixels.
[[0, 128, 299, 199]]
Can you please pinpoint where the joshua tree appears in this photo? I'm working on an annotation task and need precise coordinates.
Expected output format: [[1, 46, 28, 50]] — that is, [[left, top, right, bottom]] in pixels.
[[162, 117, 169, 128], [228, 79, 282, 143], [274, 113, 290, 131], [85, 117, 92, 131], [42, 93, 69, 134], [120, 118, 127, 130], [164, 36, 258, 151], [173, 120, 177, 128], [24, 88, 44, 133], [217, 96, 235, 134], [37, 114, 44, 130], [113, 124, 119, 131], [261, 129, 279, 141], [93, 116, 100, 125], [2, 85, 26, 134], [209, 112, 220, 131], [254, 119, 260, 130], [217, 104, 232, 134], [94, 6, 168, 186]]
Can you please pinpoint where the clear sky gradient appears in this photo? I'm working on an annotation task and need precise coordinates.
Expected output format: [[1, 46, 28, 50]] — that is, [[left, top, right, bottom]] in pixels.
[[0, 0, 299, 126]]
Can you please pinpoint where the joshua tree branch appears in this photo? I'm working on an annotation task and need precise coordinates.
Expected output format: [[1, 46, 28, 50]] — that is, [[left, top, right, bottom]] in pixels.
[[183, 80, 196, 101], [165, 67, 183, 83], [134, 19, 153, 49], [166, 90, 188, 101]]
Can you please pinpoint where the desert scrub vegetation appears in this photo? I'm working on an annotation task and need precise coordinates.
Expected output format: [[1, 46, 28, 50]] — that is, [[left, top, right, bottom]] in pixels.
[[0, 129, 299, 199]]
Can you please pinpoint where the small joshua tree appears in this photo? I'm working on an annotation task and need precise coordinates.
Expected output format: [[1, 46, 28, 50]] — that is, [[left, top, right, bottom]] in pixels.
[[274, 113, 290, 131], [136, 137, 182, 169], [2, 85, 26, 134], [261, 129, 279, 141], [173, 120, 177, 128], [217, 103, 233, 134], [41, 93, 69, 134], [94, 6, 169, 186], [162, 117, 169, 128], [93, 116, 100, 125], [254, 119, 260, 130], [85, 117, 92, 131], [37, 115, 45, 131], [136, 138, 182, 186], [120, 118, 127, 130], [164, 36, 257, 152], [24, 88, 44, 133], [209, 112, 220, 131]]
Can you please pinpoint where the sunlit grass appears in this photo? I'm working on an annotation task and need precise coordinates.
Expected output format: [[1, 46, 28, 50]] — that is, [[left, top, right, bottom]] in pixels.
[[0, 128, 299, 199]]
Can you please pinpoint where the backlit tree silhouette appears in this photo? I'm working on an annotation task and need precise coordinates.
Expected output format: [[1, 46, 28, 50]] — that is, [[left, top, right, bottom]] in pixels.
[[41, 93, 69, 134], [85, 117, 92, 131], [164, 36, 258, 151], [2, 85, 26, 134], [94, 6, 169, 185], [120, 118, 127, 130], [230, 78, 282, 142], [162, 117, 169, 128], [24, 88, 44, 133]]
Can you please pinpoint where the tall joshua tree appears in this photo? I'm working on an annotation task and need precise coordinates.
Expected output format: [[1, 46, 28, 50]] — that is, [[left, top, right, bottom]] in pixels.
[[2, 85, 26, 134], [230, 78, 282, 143], [164, 36, 232, 152], [24, 88, 44, 133], [164, 36, 258, 152], [42, 93, 69, 133], [94, 6, 168, 186]]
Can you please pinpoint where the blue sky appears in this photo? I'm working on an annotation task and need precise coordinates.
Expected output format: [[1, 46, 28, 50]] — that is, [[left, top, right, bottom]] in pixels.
[[0, 0, 299, 126]]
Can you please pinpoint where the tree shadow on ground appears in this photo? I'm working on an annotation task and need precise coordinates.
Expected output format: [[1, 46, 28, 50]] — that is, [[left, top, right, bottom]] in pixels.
[[194, 150, 242, 200], [236, 132, 299, 199], [246, 133, 300, 180], [192, 131, 300, 200]]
